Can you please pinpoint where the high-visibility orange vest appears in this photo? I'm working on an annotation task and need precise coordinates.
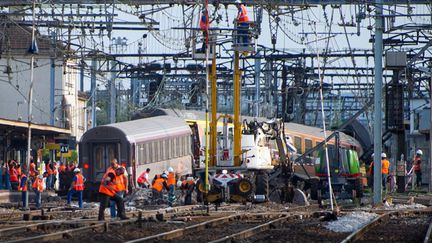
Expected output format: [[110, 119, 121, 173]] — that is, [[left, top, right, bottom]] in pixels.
[[137, 172, 148, 184], [18, 174, 27, 192], [99, 177, 117, 197], [9, 168, 18, 182], [181, 180, 194, 188], [200, 14, 208, 30], [46, 163, 53, 175], [73, 174, 85, 191], [237, 5, 249, 23], [32, 177, 44, 192], [381, 159, 390, 174], [167, 172, 176, 186], [17, 167, 22, 176], [59, 165, 66, 172], [116, 174, 126, 191], [105, 166, 126, 191], [29, 163, 36, 177], [152, 178, 165, 192], [53, 164, 58, 175], [414, 157, 422, 172]]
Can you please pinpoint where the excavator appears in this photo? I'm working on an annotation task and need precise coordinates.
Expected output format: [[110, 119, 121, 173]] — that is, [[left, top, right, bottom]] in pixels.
[[193, 117, 314, 205]]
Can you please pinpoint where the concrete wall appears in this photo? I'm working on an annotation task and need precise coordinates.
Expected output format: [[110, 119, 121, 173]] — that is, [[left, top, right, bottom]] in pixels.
[[0, 55, 83, 139]]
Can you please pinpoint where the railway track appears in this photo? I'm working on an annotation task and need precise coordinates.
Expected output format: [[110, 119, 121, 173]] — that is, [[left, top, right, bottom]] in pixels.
[[341, 208, 432, 243], [0, 204, 225, 242]]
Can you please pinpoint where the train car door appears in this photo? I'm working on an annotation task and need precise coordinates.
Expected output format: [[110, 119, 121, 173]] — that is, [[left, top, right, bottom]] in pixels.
[[92, 143, 119, 182]]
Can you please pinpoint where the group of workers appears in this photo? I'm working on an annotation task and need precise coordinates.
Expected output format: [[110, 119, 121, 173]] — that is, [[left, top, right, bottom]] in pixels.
[[199, 0, 250, 52], [137, 167, 196, 206], [98, 160, 197, 220], [368, 149, 423, 192], [17, 160, 85, 210]]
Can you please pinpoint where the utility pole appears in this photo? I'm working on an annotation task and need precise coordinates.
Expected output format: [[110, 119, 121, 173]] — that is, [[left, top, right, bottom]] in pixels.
[[373, 0, 384, 205], [25, 0, 38, 209], [91, 58, 97, 128], [429, 66, 432, 192], [254, 52, 261, 117], [109, 59, 116, 123], [50, 31, 56, 126], [233, 51, 241, 166]]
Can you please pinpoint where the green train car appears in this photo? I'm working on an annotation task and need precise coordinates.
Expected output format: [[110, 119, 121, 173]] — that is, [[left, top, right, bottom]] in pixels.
[[315, 145, 363, 199]]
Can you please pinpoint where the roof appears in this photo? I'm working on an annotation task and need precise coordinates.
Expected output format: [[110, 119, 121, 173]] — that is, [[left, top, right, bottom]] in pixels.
[[0, 117, 71, 135], [0, 15, 64, 55], [285, 122, 361, 148], [106, 115, 191, 143]]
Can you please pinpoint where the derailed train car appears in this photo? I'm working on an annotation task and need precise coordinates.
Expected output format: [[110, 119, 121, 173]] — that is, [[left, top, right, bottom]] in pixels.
[[79, 115, 193, 199]]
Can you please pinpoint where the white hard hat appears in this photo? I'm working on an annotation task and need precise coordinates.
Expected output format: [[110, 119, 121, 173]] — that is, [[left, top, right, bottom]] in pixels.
[[73, 168, 81, 173], [161, 173, 168, 179], [381, 153, 387, 158], [168, 167, 174, 173], [187, 176, 194, 181], [416, 149, 423, 155], [235, 0, 242, 4], [222, 170, 228, 174], [371, 153, 374, 157]]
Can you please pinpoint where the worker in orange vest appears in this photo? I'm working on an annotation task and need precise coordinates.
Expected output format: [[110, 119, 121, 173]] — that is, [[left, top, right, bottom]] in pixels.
[[413, 149, 423, 189], [18, 172, 28, 209], [180, 176, 195, 205], [110, 166, 128, 218], [152, 172, 169, 204], [199, 9, 209, 53], [67, 168, 86, 208], [29, 160, 37, 179], [381, 153, 390, 192], [105, 159, 128, 218], [235, 0, 250, 47], [98, 171, 128, 221], [32, 173, 44, 208], [137, 168, 151, 188], [59, 163, 66, 173], [9, 161, 19, 191], [167, 167, 177, 206], [45, 160, 54, 190]]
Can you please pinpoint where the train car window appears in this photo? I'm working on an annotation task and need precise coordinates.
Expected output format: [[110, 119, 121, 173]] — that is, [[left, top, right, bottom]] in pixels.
[[305, 139, 313, 156], [95, 146, 104, 170], [160, 140, 164, 161], [167, 138, 171, 159], [314, 141, 320, 157], [147, 143, 152, 164], [156, 141, 161, 162], [173, 137, 177, 158], [177, 137, 181, 157], [107, 145, 117, 164], [182, 136, 187, 156], [139, 143, 147, 165], [162, 139, 167, 161], [294, 136, 302, 153], [186, 136, 191, 154], [144, 143, 148, 164], [149, 142, 156, 163]]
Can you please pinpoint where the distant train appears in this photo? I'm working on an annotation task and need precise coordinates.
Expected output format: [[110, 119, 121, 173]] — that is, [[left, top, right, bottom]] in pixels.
[[79, 115, 193, 199]]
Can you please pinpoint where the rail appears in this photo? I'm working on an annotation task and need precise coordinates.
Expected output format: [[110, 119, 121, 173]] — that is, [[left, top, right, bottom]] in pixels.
[[341, 208, 432, 243]]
